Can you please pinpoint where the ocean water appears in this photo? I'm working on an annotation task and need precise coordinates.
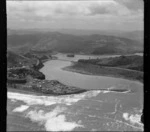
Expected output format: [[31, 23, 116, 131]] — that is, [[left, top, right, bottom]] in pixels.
[[7, 88, 143, 131], [7, 54, 143, 131]]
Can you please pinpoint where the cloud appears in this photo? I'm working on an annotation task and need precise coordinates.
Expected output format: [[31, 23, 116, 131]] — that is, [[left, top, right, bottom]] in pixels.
[[87, 1, 131, 16], [115, 0, 144, 11], [6, 0, 143, 30], [6, 1, 131, 18], [7, 0, 143, 20], [88, 2, 115, 15]]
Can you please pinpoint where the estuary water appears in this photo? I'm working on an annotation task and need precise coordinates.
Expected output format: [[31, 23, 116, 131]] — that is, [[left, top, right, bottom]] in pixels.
[[7, 53, 143, 131]]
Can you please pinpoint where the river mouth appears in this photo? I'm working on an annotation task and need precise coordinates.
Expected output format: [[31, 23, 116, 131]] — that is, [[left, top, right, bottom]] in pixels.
[[7, 53, 144, 131]]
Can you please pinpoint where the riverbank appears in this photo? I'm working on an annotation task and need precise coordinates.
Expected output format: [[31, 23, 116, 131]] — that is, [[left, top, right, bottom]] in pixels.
[[63, 62, 143, 83]]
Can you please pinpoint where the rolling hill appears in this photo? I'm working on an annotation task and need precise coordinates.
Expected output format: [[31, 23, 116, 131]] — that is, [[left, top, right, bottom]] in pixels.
[[7, 31, 143, 55], [58, 29, 143, 42], [78, 55, 143, 71], [7, 51, 36, 68]]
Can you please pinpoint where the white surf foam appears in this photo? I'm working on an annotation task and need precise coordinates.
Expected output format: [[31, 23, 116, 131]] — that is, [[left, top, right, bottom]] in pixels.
[[7, 90, 101, 131], [10, 99, 17, 103], [13, 105, 29, 112], [25, 106, 83, 131], [123, 113, 143, 126], [7, 90, 101, 106]]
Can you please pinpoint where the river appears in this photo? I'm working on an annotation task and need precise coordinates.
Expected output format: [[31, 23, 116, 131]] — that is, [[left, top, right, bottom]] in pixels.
[[7, 53, 143, 131]]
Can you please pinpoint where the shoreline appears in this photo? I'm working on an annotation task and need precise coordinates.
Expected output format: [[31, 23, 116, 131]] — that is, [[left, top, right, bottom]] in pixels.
[[62, 62, 143, 84], [7, 87, 88, 97], [8, 87, 46, 96], [7, 83, 134, 96], [7, 79, 88, 96], [7, 53, 143, 96]]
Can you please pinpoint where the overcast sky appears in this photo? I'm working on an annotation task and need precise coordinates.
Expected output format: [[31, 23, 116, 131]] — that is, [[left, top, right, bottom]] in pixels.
[[7, 0, 144, 31]]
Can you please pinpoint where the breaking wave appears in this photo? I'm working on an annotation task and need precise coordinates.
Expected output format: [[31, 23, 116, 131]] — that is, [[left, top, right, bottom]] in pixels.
[[123, 112, 143, 127], [8, 88, 131, 107], [13, 105, 29, 112], [8, 90, 101, 106]]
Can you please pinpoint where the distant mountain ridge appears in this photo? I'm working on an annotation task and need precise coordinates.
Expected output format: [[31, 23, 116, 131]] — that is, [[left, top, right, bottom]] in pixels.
[[58, 29, 143, 42], [8, 28, 143, 42], [7, 30, 143, 55]]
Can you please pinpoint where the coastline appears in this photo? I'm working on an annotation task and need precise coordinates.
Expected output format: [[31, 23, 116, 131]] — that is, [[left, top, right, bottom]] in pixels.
[[7, 58, 88, 96], [7, 86, 88, 97], [7, 54, 143, 96], [7, 79, 88, 96], [62, 62, 143, 84], [8, 87, 46, 96]]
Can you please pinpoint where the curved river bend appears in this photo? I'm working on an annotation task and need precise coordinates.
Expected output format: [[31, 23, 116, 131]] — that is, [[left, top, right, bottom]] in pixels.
[[7, 54, 143, 131]]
